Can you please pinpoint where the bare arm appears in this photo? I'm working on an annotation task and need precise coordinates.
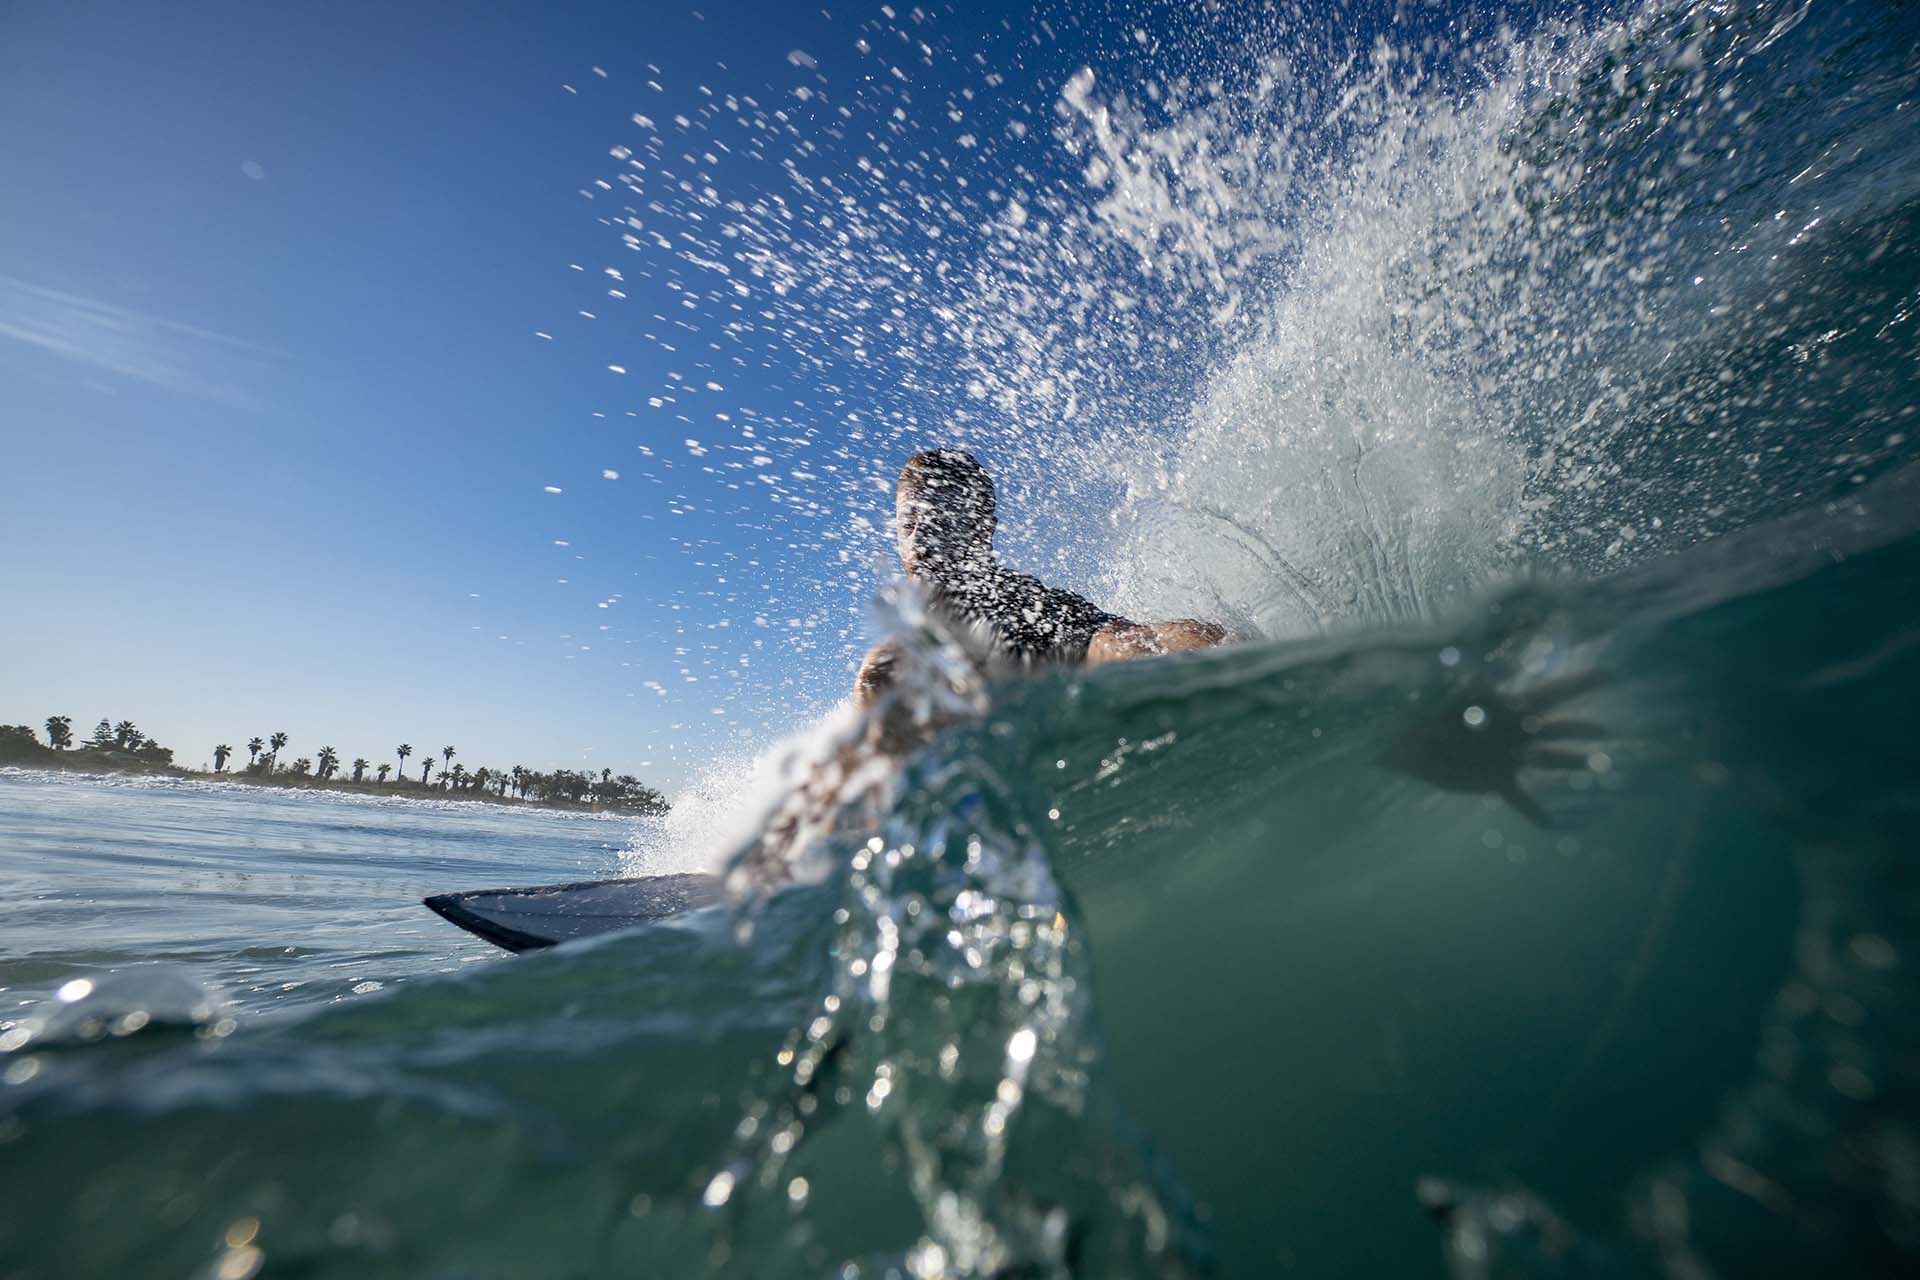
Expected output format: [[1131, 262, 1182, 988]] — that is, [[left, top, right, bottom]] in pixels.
[[1084, 618, 1227, 666], [853, 640, 900, 708], [859, 615, 1224, 701]]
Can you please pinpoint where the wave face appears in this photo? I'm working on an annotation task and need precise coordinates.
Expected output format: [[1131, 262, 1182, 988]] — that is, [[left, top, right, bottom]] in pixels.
[[6, 2, 1920, 1277]]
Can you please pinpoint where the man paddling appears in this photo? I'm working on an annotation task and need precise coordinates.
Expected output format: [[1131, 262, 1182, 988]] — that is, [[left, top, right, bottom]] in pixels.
[[855, 449, 1225, 705]]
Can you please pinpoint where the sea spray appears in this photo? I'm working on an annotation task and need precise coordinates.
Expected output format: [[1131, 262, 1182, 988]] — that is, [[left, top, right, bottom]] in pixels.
[[1073, 0, 1920, 634], [574, 0, 1919, 712]]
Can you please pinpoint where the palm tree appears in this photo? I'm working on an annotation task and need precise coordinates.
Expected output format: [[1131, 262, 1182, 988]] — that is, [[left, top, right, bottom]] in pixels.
[[213, 744, 232, 772], [449, 762, 466, 792], [112, 720, 139, 750], [351, 757, 369, 783], [247, 736, 264, 767], [375, 763, 391, 784], [471, 766, 491, 795], [396, 743, 412, 783], [268, 731, 288, 772], [290, 757, 312, 777], [440, 746, 456, 790], [44, 716, 72, 751], [420, 758, 434, 785], [316, 746, 339, 780]]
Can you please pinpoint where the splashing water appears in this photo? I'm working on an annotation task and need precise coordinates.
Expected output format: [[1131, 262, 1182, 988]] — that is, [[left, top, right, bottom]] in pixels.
[[580, 0, 1917, 720]]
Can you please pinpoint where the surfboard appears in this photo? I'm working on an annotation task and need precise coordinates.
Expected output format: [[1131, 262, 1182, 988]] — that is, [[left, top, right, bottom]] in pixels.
[[423, 872, 722, 952]]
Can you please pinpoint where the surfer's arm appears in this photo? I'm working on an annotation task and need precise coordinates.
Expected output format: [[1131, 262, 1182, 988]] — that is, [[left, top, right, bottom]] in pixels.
[[1084, 619, 1227, 666], [854, 640, 899, 708]]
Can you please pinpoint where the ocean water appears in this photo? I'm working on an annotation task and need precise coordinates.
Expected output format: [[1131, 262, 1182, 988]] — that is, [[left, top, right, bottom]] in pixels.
[[0, 776, 642, 1014], [7, 0, 1920, 1277], [4, 486, 1916, 1279]]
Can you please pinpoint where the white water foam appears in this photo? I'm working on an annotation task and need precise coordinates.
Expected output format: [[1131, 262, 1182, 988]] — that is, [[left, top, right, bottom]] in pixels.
[[619, 697, 872, 877], [1041, 32, 1591, 638]]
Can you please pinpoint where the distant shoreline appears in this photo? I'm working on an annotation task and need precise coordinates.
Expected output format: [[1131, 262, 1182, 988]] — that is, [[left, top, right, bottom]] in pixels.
[[0, 751, 664, 816]]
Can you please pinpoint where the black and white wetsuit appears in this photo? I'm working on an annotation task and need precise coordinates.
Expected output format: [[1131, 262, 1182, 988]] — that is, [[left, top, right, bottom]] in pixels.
[[926, 565, 1121, 665]]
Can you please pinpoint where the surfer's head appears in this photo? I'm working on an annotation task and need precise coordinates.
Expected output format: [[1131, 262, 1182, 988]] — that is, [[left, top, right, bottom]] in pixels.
[[896, 449, 996, 577]]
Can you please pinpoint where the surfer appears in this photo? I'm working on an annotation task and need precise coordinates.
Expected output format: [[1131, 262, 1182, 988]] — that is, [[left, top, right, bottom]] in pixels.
[[715, 449, 1224, 886], [729, 448, 1598, 888], [846, 449, 1621, 833], [854, 449, 1225, 706]]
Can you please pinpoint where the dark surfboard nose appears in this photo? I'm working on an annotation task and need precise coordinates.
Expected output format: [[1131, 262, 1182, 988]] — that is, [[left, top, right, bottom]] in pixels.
[[423, 892, 554, 953], [423, 873, 724, 952]]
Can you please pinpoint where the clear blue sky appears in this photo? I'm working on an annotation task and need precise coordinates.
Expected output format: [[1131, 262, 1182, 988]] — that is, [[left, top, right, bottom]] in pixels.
[[0, 0, 1455, 788]]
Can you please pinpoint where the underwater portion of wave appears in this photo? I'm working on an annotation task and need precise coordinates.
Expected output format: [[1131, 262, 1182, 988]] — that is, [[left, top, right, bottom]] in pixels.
[[4, 462, 1917, 1279]]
